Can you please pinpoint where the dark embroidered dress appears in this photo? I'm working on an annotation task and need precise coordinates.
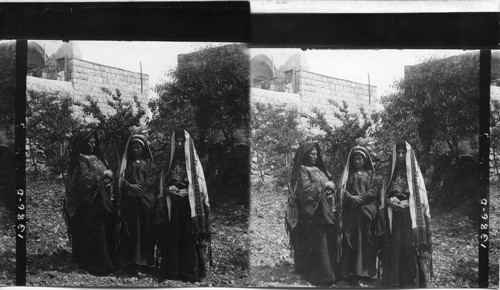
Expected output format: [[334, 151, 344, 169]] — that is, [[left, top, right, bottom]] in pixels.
[[288, 142, 338, 285], [157, 130, 210, 282], [339, 146, 380, 279], [117, 135, 157, 269], [65, 131, 115, 275], [383, 167, 417, 286], [382, 141, 433, 288]]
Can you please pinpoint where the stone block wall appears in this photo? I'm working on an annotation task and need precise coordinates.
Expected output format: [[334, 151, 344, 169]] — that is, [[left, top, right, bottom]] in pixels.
[[251, 70, 378, 127], [68, 59, 149, 115], [296, 70, 377, 125]]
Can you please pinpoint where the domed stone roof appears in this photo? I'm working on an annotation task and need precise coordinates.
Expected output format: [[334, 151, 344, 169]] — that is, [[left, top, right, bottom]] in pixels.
[[250, 54, 275, 84], [27, 41, 47, 71], [281, 51, 310, 72], [49, 41, 83, 61]]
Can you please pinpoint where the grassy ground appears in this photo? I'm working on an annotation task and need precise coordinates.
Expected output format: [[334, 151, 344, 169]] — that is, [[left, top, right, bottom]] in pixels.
[[249, 177, 480, 288], [0, 201, 15, 286], [26, 177, 249, 287]]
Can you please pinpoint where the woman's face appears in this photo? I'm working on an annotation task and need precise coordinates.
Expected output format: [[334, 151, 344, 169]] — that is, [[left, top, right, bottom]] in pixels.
[[352, 153, 365, 170], [175, 136, 186, 152], [86, 136, 96, 154], [304, 147, 318, 166], [130, 142, 144, 159], [396, 148, 407, 166]]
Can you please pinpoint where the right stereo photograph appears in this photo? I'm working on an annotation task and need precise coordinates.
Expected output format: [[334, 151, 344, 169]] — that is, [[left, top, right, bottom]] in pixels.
[[489, 50, 499, 289], [249, 48, 493, 288]]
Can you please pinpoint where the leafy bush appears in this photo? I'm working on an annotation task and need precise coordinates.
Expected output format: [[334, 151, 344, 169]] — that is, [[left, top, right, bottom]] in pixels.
[[309, 100, 374, 179], [149, 44, 250, 201], [150, 44, 249, 152], [492, 99, 500, 150], [251, 102, 308, 187], [370, 53, 481, 205], [77, 88, 146, 171], [26, 89, 80, 178], [379, 53, 480, 157], [0, 41, 16, 136], [491, 99, 500, 177]]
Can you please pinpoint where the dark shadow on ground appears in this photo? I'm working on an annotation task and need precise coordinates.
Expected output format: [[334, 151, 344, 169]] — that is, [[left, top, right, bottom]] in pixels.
[[27, 249, 80, 275], [0, 250, 15, 286], [249, 259, 379, 288], [489, 261, 499, 287], [249, 260, 306, 287], [451, 259, 479, 287]]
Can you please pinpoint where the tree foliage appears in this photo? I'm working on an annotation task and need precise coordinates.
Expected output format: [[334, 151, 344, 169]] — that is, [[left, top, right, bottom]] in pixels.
[[78, 88, 146, 171], [491, 99, 500, 151], [251, 102, 308, 186], [309, 100, 373, 179], [0, 41, 16, 137], [149, 44, 250, 201], [150, 44, 249, 153], [26, 90, 80, 176], [371, 93, 422, 156], [369, 53, 481, 206], [378, 53, 480, 157], [491, 99, 500, 177]]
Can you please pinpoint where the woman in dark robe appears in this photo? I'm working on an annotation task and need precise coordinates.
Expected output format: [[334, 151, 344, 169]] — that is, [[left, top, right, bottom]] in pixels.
[[156, 129, 210, 282], [65, 130, 115, 275], [382, 140, 433, 287], [117, 134, 157, 271], [288, 141, 337, 285], [338, 146, 380, 284]]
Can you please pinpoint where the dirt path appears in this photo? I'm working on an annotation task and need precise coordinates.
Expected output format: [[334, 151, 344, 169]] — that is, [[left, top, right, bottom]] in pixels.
[[26, 178, 249, 287], [249, 179, 479, 288]]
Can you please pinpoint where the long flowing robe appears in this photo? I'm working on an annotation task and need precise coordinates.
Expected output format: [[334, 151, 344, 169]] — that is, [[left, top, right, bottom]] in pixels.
[[382, 141, 433, 287], [117, 134, 157, 268], [65, 130, 115, 274], [339, 146, 380, 278], [156, 130, 210, 282], [289, 142, 338, 285]]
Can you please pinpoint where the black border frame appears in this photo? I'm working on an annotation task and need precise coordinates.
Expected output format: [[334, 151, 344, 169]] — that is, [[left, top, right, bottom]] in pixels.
[[15, 39, 27, 287], [0, 2, 250, 42], [250, 13, 499, 48], [479, 50, 491, 288], [0, 3, 496, 287]]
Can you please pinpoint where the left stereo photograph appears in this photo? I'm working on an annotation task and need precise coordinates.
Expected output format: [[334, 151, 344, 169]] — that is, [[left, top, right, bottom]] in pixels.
[[22, 40, 250, 287], [0, 39, 17, 286]]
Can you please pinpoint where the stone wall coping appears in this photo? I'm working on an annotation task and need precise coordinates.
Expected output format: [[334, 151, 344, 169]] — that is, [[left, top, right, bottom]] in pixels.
[[70, 58, 149, 77], [297, 69, 376, 90], [251, 87, 300, 101], [27, 76, 74, 95], [492, 85, 500, 101]]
